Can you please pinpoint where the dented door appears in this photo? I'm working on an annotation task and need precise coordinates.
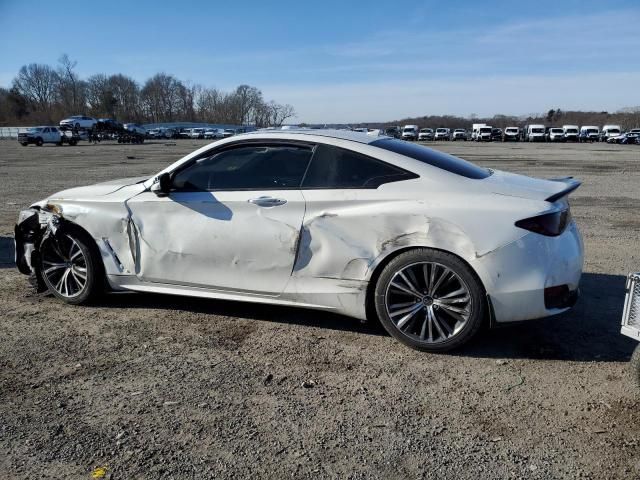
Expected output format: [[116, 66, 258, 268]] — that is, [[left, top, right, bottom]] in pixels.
[[126, 189, 305, 294]]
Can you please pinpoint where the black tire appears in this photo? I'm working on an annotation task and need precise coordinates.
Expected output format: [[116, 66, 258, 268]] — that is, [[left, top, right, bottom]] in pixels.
[[39, 229, 104, 305], [35, 137, 43, 146], [374, 248, 486, 352], [21, 142, 28, 147], [631, 344, 640, 388]]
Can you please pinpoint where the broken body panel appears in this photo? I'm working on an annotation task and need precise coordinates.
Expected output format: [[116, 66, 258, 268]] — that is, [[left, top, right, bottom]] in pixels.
[[15, 131, 583, 325]]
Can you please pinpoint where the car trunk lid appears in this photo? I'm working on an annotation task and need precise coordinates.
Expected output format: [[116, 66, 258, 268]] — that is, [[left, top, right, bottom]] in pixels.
[[483, 170, 580, 202]]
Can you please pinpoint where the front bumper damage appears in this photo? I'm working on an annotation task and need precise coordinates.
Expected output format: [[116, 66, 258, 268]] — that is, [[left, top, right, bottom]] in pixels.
[[15, 206, 64, 289]]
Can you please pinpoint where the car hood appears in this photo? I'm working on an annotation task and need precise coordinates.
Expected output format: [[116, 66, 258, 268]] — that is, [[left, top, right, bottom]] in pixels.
[[47, 176, 148, 201], [483, 170, 578, 202]]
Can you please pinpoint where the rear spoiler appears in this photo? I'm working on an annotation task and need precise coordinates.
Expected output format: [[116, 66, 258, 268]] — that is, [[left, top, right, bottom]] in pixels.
[[546, 177, 581, 202]]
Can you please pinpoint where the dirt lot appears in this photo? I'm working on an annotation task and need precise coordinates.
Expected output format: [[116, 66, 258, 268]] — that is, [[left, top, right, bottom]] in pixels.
[[1, 138, 639, 479]]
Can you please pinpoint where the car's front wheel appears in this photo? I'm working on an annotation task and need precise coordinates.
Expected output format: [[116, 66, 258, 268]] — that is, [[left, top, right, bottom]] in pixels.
[[39, 230, 103, 304], [374, 249, 485, 352]]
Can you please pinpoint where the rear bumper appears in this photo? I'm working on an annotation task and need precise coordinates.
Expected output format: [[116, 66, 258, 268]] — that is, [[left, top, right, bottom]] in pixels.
[[471, 221, 584, 323]]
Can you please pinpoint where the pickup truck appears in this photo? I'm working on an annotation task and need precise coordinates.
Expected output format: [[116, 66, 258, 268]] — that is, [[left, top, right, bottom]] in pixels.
[[18, 126, 62, 146]]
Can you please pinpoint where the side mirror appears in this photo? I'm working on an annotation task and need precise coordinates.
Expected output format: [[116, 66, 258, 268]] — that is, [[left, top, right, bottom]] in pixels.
[[151, 172, 172, 196]]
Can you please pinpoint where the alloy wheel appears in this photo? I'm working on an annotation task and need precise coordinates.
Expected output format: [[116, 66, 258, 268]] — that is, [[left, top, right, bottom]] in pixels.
[[384, 261, 472, 344], [41, 234, 88, 298]]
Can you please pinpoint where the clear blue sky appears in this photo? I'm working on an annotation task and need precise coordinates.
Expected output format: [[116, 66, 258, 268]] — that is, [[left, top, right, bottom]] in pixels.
[[1, 0, 639, 122]]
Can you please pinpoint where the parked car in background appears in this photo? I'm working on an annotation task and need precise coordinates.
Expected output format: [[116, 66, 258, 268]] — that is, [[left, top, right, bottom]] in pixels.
[[452, 129, 468, 141], [418, 128, 434, 141], [223, 129, 236, 138], [579, 126, 600, 143], [203, 128, 223, 139], [547, 128, 566, 142], [434, 128, 451, 141], [147, 128, 162, 139], [60, 115, 97, 130], [123, 123, 147, 136], [384, 126, 402, 138], [600, 124, 622, 143], [490, 128, 503, 142], [18, 126, 62, 146], [525, 124, 546, 142], [178, 128, 192, 139], [96, 119, 123, 132], [624, 128, 640, 144], [14, 129, 584, 352], [475, 125, 493, 142], [563, 125, 579, 142], [503, 127, 520, 141], [471, 123, 489, 141], [402, 125, 420, 141], [189, 128, 205, 139]]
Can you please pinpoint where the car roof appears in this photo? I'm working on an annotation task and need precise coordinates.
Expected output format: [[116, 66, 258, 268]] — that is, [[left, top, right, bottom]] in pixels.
[[243, 128, 384, 144]]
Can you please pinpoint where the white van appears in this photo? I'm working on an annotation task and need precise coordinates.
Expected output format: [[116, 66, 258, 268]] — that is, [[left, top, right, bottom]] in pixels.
[[503, 127, 520, 141], [434, 128, 451, 141], [475, 125, 492, 142], [562, 125, 579, 142], [579, 126, 599, 143], [525, 124, 546, 142], [601, 124, 622, 142], [471, 123, 486, 141], [401, 125, 420, 141]]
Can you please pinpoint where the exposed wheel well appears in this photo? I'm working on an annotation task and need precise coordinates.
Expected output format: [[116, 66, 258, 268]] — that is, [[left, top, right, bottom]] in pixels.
[[365, 246, 488, 324]]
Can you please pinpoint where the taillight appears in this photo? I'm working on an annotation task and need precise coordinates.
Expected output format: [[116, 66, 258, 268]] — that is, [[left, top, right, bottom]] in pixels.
[[515, 209, 570, 236]]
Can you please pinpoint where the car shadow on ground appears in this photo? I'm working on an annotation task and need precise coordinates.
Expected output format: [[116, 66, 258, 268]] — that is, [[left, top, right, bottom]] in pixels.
[[97, 272, 635, 362], [0, 236, 15, 269]]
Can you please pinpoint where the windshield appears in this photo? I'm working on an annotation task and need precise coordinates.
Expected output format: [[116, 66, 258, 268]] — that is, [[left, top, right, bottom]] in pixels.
[[371, 138, 491, 180], [531, 128, 544, 134], [565, 129, 578, 133], [436, 129, 447, 133], [455, 129, 465, 132], [608, 129, 620, 134], [27, 127, 43, 132], [480, 127, 491, 133], [551, 129, 564, 134], [586, 129, 598, 134], [506, 128, 517, 133], [403, 127, 416, 132], [420, 129, 431, 133]]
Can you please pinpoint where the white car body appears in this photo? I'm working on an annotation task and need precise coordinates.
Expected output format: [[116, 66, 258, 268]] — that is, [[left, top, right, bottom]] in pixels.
[[418, 128, 434, 141], [59, 116, 97, 130], [18, 126, 62, 145], [548, 128, 566, 142], [526, 124, 546, 142], [434, 128, 451, 141], [401, 125, 419, 140], [475, 126, 492, 142], [16, 129, 583, 350], [580, 126, 600, 142], [563, 125, 579, 142], [452, 129, 467, 141], [471, 123, 487, 141], [503, 127, 520, 141], [204, 128, 225, 139], [190, 128, 205, 139], [601, 124, 622, 142]]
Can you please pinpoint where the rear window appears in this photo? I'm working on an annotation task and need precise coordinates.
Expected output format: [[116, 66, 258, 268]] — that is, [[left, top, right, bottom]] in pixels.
[[370, 138, 491, 179]]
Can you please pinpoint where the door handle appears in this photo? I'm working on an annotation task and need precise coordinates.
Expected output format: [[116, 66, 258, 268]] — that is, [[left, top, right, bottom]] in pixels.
[[248, 196, 287, 207]]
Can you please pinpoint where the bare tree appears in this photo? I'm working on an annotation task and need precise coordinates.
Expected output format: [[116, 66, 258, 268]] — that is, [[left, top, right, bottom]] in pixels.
[[12, 63, 59, 114]]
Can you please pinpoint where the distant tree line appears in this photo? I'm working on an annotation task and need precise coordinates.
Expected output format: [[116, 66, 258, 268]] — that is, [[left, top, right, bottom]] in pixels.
[[0, 54, 296, 127], [366, 107, 640, 131]]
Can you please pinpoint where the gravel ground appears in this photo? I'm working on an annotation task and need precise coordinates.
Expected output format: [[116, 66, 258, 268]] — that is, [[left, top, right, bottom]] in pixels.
[[1, 139, 639, 479]]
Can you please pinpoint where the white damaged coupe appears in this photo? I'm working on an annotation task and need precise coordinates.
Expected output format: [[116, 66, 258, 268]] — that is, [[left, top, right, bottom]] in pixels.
[[15, 130, 584, 351]]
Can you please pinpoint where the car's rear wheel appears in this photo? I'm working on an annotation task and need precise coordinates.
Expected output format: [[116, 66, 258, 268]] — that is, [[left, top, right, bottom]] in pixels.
[[374, 249, 485, 352], [39, 231, 103, 305], [35, 138, 43, 146], [21, 142, 28, 147]]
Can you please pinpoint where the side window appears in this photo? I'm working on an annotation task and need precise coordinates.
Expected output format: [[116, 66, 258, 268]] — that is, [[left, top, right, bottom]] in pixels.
[[43, 128, 49, 133], [172, 144, 313, 191], [301, 144, 417, 189], [51, 127, 57, 132]]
